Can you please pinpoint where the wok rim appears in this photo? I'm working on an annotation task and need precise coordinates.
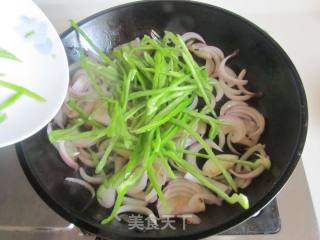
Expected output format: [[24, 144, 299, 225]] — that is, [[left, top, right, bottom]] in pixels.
[[16, 1, 308, 239]]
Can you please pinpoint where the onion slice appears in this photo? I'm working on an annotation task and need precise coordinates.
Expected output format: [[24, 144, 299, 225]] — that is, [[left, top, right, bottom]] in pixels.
[[72, 138, 96, 148], [214, 82, 224, 102], [123, 197, 147, 207], [145, 189, 159, 203], [126, 191, 147, 200], [229, 166, 265, 179], [78, 148, 96, 167], [241, 144, 266, 160], [117, 205, 158, 225], [79, 167, 102, 184], [97, 185, 116, 208], [181, 32, 206, 44], [69, 69, 92, 97], [220, 100, 248, 116], [226, 134, 241, 154], [127, 172, 148, 195], [184, 172, 231, 193], [53, 109, 67, 128], [218, 50, 248, 86], [186, 139, 223, 168], [57, 141, 79, 170], [235, 177, 252, 189], [202, 154, 236, 178], [65, 177, 95, 198], [190, 192, 222, 206]]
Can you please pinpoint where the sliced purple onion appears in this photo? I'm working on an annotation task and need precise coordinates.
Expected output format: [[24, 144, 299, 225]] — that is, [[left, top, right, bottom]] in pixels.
[[235, 177, 252, 189], [220, 100, 248, 116], [79, 167, 102, 184], [229, 165, 265, 179], [123, 197, 147, 207], [145, 189, 158, 203], [65, 177, 95, 198], [219, 80, 242, 96], [57, 141, 79, 170], [213, 80, 224, 102], [190, 192, 222, 206], [92, 103, 110, 126], [127, 171, 148, 195], [218, 131, 226, 149], [186, 139, 223, 168], [53, 108, 67, 128], [97, 186, 116, 208], [202, 154, 236, 178], [181, 32, 206, 44], [184, 172, 230, 193], [69, 69, 92, 97], [205, 59, 215, 76], [218, 50, 248, 86], [241, 143, 266, 160], [78, 148, 96, 167], [117, 205, 158, 225], [126, 191, 147, 200], [72, 138, 96, 148], [237, 69, 256, 95], [227, 133, 241, 154]]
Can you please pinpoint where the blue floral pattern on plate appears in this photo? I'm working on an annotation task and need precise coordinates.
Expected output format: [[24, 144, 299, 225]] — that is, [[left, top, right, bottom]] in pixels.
[[16, 16, 53, 55]]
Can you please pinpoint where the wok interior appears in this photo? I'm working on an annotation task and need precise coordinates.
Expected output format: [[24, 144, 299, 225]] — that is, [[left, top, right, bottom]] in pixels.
[[19, 1, 306, 239]]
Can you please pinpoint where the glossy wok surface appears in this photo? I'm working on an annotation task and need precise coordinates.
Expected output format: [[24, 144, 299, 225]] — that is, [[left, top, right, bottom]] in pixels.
[[16, 1, 308, 239]]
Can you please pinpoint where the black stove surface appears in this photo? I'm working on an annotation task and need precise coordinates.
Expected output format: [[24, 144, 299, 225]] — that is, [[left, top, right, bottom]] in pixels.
[[96, 199, 280, 240], [221, 199, 281, 235]]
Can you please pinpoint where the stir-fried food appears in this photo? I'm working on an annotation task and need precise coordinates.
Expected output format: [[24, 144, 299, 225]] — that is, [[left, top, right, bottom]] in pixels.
[[48, 21, 270, 225]]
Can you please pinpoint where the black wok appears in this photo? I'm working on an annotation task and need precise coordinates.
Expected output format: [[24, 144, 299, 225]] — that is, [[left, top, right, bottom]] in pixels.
[[16, 1, 308, 239]]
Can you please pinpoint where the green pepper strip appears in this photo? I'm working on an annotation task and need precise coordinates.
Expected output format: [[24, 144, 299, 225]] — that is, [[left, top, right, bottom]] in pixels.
[[165, 151, 249, 209], [133, 97, 192, 134], [121, 69, 136, 112], [0, 113, 7, 123], [0, 92, 23, 111], [124, 102, 145, 120], [67, 99, 103, 128], [142, 130, 167, 206], [49, 128, 105, 142], [95, 137, 118, 174], [128, 82, 193, 100], [142, 68, 184, 78], [179, 149, 262, 169], [101, 167, 145, 224], [170, 118, 237, 191], [70, 20, 113, 65], [0, 79, 46, 102], [159, 152, 176, 179], [0, 48, 21, 62]]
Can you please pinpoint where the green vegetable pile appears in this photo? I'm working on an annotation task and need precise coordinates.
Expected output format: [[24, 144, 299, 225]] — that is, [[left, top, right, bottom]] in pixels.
[[49, 20, 250, 224]]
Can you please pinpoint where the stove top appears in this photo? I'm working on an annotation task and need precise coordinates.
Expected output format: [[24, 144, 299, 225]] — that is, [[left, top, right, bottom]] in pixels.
[[0, 145, 316, 240], [221, 200, 280, 235], [95, 200, 281, 240]]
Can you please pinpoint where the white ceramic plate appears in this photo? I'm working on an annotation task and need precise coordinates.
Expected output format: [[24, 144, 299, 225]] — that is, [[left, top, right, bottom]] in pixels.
[[0, 0, 68, 147]]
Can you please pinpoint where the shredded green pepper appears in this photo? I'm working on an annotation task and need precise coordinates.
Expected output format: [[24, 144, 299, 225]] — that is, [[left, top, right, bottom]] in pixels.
[[0, 92, 23, 111], [165, 151, 249, 209], [0, 113, 7, 123], [0, 79, 46, 102], [0, 48, 46, 123], [47, 26, 266, 224], [0, 48, 21, 62], [170, 118, 237, 191]]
